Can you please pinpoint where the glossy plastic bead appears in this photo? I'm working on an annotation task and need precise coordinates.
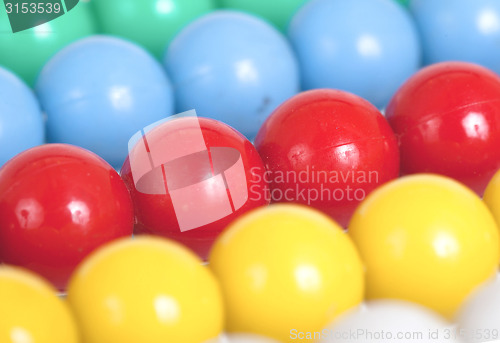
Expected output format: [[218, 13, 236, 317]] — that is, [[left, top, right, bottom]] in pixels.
[[36, 36, 174, 168], [209, 204, 364, 342], [0, 1, 97, 86], [218, 0, 308, 31], [92, 0, 216, 58], [0, 266, 80, 343], [348, 174, 499, 318], [164, 11, 299, 139], [255, 89, 399, 228], [0, 144, 134, 290], [322, 300, 454, 343], [121, 116, 269, 260], [0, 67, 44, 167], [68, 236, 224, 343], [410, 0, 500, 74], [288, 0, 420, 108], [386, 61, 500, 195]]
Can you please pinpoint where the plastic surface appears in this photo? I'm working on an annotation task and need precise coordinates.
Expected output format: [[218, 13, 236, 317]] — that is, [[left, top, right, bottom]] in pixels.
[[457, 278, 500, 343], [386, 62, 500, 196], [410, 0, 500, 74], [348, 174, 500, 319], [36, 35, 175, 169], [288, 0, 421, 108], [218, 0, 309, 31], [0, 144, 134, 290], [484, 169, 500, 232], [322, 300, 454, 343], [206, 333, 281, 343], [0, 266, 80, 343], [164, 10, 300, 139], [395, 0, 410, 7], [255, 89, 400, 228], [121, 116, 269, 260], [67, 236, 224, 343], [0, 1, 97, 86], [209, 204, 364, 342], [0, 67, 44, 168], [92, 0, 216, 59]]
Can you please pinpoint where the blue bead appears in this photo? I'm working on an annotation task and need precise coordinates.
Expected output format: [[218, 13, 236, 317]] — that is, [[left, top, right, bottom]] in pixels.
[[0, 67, 44, 167], [164, 10, 300, 139], [36, 36, 175, 168], [410, 0, 500, 74], [288, 0, 421, 109]]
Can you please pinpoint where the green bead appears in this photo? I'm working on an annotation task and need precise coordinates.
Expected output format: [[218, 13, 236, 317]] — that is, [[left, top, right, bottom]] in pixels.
[[0, 2, 97, 87], [395, 0, 410, 8], [219, 0, 309, 31], [92, 0, 216, 59]]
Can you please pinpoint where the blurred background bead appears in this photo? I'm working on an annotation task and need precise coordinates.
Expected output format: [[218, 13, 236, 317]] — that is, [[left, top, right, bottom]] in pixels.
[[218, 0, 309, 31], [164, 11, 300, 139], [0, 1, 97, 86], [321, 300, 457, 343], [0, 67, 44, 167], [410, 0, 500, 75], [457, 277, 500, 343], [92, 0, 216, 59], [288, 0, 421, 108], [36, 35, 175, 168]]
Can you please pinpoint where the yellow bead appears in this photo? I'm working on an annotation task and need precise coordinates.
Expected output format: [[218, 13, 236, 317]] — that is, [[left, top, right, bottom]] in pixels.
[[67, 236, 224, 343], [349, 174, 499, 318], [209, 204, 364, 342], [0, 266, 80, 343], [484, 169, 500, 239]]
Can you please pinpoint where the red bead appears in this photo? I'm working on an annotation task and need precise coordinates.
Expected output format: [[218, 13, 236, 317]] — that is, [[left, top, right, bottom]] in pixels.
[[0, 144, 134, 290], [255, 89, 399, 228], [121, 117, 269, 260], [386, 62, 500, 195]]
